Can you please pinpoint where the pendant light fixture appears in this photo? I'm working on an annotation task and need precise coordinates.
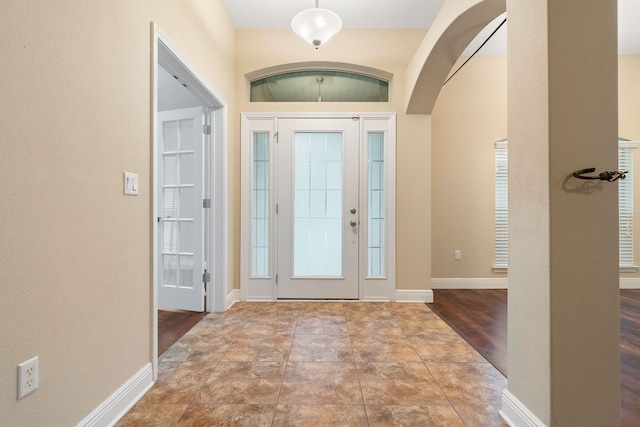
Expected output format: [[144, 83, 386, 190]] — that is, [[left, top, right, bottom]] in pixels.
[[291, 0, 342, 49]]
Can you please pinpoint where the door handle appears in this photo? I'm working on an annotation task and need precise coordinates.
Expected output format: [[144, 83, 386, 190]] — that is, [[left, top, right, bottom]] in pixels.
[[350, 220, 357, 227]]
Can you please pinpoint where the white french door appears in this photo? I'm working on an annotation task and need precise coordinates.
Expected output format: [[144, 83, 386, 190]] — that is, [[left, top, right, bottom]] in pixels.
[[276, 118, 360, 299], [157, 107, 205, 311]]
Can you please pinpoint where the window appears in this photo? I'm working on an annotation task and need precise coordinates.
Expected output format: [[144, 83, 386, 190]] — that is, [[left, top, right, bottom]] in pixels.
[[619, 139, 636, 268], [494, 140, 508, 270], [368, 132, 385, 276], [494, 138, 637, 271], [250, 70, 388, 102], [251, 132, 270, 276]]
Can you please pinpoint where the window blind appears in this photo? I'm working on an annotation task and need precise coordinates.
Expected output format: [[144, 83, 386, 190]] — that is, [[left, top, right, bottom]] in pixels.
[[619, 144, 634, 266], [494, 141, 508, 268]]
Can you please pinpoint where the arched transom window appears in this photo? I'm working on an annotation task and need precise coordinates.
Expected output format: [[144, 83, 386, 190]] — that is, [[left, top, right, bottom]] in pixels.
[[250, 70, 389, 103]]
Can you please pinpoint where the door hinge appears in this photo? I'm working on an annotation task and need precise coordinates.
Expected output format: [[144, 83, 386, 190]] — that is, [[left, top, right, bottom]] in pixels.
[[202, 270, 210, 284], [275, 274, 278, 284], [276, 203, 278, 214], [274, 132, 279, 143], [203, 198, 211, 208], [203, 124, 211, 135]]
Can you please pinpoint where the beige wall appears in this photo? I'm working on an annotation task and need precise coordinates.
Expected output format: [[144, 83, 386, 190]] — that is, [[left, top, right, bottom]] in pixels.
[[234, 29, 432, 290], [620, 56, 640, 139], [0, 1, 234, 425], [431, 56, 508, 278], [431, 55, 640, 279]]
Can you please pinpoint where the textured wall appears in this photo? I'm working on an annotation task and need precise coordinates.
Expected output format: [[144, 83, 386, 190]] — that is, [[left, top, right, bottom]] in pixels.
[[0, 0, 235, 425], [431, 56, 508, 278]]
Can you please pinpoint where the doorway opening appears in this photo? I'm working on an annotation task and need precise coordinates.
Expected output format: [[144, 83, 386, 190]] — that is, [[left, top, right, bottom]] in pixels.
[[152, 24, 227, 370], [241, 113, 396, 302]]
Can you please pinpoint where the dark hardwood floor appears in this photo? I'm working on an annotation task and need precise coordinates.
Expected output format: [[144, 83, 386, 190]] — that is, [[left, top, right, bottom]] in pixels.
[[620, 290, 640, 425], [429, 289, 640, 425], [158, 309, 207, 356], [429, 289, 508, 375]]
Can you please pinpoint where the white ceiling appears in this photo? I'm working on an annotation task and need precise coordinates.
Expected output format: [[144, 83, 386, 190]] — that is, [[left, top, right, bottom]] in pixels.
[[158, 65, 202, 111], [222, 0, 446, 29], [221, 0, 640, 55]]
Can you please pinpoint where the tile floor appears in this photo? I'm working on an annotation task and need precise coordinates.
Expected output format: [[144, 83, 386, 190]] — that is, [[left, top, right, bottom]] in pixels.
[[117, 302, 508, 426]]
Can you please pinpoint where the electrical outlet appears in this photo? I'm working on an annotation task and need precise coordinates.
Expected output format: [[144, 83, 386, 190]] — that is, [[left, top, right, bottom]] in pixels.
[[17, 356, 39, 399]]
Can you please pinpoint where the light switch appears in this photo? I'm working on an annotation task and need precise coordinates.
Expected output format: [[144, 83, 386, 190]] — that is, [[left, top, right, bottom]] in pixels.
[[124, 171, 139, 196]]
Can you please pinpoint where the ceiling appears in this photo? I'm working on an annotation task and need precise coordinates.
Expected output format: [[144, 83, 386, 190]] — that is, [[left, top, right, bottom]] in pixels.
[[158, 64, 202, 111], [221, 0, 640, 55]]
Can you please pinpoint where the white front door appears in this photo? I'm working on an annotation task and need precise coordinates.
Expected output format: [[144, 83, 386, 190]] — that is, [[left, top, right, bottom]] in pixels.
[[157, 107, 205, 311], [276, 118, 360, 299]]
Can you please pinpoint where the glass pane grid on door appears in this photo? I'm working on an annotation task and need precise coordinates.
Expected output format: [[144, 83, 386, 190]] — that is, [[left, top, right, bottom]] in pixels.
[[161, 118, 196, 290], [293, 132, 343, 277], [251, 132, 270, 276], [368, 132, 385, 277]]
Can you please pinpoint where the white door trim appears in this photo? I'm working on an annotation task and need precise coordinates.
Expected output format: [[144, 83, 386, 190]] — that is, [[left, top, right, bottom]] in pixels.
[[152, 23, 228, 381], [240, 112, 396, 302], [359, 115, 396, 301]]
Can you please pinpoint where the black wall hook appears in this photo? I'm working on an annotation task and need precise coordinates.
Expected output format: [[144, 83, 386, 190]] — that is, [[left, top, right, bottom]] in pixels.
[[572, 168, 628, 182]]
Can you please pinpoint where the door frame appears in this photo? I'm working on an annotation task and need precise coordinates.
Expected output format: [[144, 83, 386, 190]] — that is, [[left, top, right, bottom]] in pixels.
[[240, 112, 396, 302], [152, 24, 228, 380]]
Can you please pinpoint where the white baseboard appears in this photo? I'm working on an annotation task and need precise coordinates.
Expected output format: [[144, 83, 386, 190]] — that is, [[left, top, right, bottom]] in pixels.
[[221, 278, 640, 303], [77, 363, 153, 427], [431, 278, 508, 289], [226, 288, 240, 309], [432, 277, 639, 290], [499, 389, 546, 427], [620, 277, 640, 289], [395, 289, 434, 303]]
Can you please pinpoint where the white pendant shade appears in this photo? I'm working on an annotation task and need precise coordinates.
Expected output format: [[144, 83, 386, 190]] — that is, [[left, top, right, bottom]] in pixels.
[[291, 7, 342, 48]]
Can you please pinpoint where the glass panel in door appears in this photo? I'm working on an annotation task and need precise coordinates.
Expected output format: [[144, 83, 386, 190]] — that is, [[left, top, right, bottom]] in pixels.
[[293, 132, 343, 276], [251, 132, 270, 277], [368, 132, 385, 277]]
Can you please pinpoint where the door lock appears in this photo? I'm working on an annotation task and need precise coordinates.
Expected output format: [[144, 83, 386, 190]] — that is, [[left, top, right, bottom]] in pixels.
[[350, 208, 357, 214]]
